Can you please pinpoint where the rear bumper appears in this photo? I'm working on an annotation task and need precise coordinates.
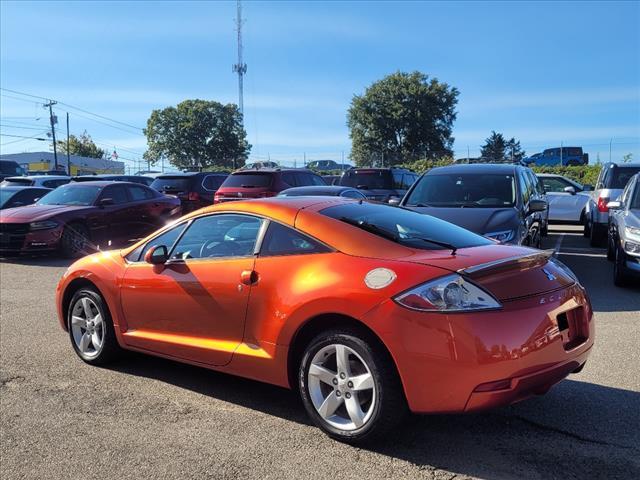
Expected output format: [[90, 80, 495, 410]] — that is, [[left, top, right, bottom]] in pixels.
[[363, 283, 594, 413]]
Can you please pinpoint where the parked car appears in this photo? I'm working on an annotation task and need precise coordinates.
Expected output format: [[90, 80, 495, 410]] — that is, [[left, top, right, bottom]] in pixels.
[[56, 197, 593, 443], [150, 172, 228, 213], [400, 163, 548, 247], [73, 174, 154, 186], [338, 167, 418, 203], [585, 162, 640, 246], [1, 175, 71, 189], [241, 161, 280, 170], [524, 147, 588, 166], [0, 160, 26, 181], [606, 173, 640, 285], [0, 181, 180, 257], [0, 186, 52, 209], [307, 160, 351, 171], [214, 168, 325, 203], [278, 185, 367, 199], [537, 173, 592, 224]]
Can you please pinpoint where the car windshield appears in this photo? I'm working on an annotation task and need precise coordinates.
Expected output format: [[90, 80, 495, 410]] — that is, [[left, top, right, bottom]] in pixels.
[[321, 202, 492, 250], [611, 167, 640, 189], [405, 173, 516, 208], [631, 181, 640, 209], [222, 173, 273, 188], [37, 185, 101, 206], [339, 170, 392, 189], [0, 189, 17, 208]]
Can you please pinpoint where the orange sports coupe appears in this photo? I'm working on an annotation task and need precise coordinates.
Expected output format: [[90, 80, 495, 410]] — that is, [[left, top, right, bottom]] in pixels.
[[56, 197, 594, 442]]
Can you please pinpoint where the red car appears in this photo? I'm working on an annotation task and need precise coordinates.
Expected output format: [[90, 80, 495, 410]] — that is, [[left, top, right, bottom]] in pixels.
[[1, 181, 181, 257], [55, 198, 593, 442], [214, 168, 325, 203]]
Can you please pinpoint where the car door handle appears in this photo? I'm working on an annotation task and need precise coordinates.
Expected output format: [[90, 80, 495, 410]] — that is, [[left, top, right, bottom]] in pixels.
[[240, 270, 259, 285]]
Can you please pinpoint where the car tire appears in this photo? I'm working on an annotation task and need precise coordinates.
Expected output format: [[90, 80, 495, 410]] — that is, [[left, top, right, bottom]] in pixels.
[[68, 288, 122, 365], [298, 329, 407, 444], [613, 245, 630, 287], [583, 216, 591, 237], [606, 234, 616, 261], [60, 223, 91, 258], [589, 222, 605, 248]]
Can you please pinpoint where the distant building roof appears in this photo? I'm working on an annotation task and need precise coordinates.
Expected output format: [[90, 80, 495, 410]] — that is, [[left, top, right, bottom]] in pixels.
[[0, 152, 124, 172]]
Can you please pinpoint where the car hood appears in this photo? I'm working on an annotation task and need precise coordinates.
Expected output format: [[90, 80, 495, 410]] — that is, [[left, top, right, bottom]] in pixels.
[[399, 244, 575, 301], [0, 204, 93, 222], [403, 206, 517, 235]]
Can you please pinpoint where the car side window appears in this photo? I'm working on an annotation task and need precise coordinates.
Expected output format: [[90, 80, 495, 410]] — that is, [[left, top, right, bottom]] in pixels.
[[171, 214, 262, 260], [392, 172, 404, 189], [341, 189, 366, 199], [402, 174, 417, 189], [202, 175, 224, 191], [260, 222, 330, 256], [128, 222, 188, 262], [309, 174, 326, 186], [518, 172, 531, 204], [101, 184, 129, 204], [128, 185, 154, 201], [541, 177, 569, 193]]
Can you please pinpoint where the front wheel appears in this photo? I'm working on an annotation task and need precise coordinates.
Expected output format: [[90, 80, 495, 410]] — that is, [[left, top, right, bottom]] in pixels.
[[60, 223, 91, 258], [613, 246, 631, 287], [298, 330, 407, 443]]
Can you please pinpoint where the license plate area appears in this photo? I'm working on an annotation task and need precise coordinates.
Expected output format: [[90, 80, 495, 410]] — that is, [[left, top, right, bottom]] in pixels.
[[556, 307, 588, 350]]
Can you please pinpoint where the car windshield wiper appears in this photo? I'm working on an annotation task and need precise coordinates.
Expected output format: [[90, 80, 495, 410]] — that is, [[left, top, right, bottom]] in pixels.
[[339, 217, 400, 242], [410, 237, 457, 255]]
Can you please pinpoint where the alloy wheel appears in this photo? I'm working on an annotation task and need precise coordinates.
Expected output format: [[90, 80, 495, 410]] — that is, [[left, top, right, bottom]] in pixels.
[[70, 297, 104, 358], [307, 344, 376, 431]]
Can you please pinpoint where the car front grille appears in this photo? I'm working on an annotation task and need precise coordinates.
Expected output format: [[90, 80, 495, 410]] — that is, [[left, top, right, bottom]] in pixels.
[[0, 223, 29, 250]]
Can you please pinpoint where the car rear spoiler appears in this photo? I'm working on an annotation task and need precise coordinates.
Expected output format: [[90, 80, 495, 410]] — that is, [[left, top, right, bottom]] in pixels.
[[458, 249, 555, 279]]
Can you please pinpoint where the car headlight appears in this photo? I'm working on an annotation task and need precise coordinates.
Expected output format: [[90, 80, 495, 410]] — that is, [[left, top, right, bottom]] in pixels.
[[484, 230, 515, 243], [624, 240, 640, 256], [394, 273, 502, 312], [625, 226, 640, 241], [29, 220, 59, 231]]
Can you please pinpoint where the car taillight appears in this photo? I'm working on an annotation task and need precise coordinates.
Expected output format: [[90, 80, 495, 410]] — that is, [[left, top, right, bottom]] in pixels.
[[213, 192, 221, 204], [259, 191, 277, 198], [187, 192, 200, 202], [597, 196, 610, 213]]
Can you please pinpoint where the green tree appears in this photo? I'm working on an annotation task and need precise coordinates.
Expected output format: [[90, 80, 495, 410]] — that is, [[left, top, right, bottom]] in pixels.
[[623, 152, 633, 163], [505, 137, 525, 162], [144, 99, 250, 170], [55, 130, 104, 159], [480, 131, 507, 162], [347, 71, 459, 166]]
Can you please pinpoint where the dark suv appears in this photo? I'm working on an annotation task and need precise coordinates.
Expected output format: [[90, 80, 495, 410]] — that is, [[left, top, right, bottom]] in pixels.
[[151, 172, 228, 213], [400, 163, 548, 247], [214, 169, 325, 203], [338, 167, 418, 203]]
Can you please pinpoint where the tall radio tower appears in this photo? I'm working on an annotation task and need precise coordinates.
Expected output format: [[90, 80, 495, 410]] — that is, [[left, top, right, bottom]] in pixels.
[[233, 0, 247, 122]]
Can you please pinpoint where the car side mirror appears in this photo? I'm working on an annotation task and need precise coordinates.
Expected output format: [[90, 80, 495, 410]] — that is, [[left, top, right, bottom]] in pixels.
[[144, 245, 169, 265], [98, 197, 114, 207], [582, 184, 593, 191], [388, 197, 401, 206], [563, 186, 576, 195], [529, 199, 547, 213], [607, 200, 623, 210]]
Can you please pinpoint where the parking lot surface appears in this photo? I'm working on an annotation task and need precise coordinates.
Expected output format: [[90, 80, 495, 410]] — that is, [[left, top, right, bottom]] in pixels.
[[1, 225, 639, 480]]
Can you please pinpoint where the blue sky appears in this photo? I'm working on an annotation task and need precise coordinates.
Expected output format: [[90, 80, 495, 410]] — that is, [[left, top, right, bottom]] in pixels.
[[1, 0, 639, 170]]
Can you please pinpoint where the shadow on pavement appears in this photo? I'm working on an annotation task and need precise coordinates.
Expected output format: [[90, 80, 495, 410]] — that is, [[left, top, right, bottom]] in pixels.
[[0, 255, 74, 268], [108, 353, 640, 479]]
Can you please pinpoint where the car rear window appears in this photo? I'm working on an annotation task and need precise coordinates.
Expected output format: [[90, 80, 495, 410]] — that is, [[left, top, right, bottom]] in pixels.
[[321, 202, 491, 250], [1, 178, 32, 186], [610, 167, 640, 189], [221, 173, 274, 188], [151, 176, 193, 192], [339, 170, 393, 189]]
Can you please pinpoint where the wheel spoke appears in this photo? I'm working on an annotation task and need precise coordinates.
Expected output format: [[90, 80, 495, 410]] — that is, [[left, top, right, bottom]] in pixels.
[[91, 332, 102, 351], [309, 364, 336, 386], [81, 298, 93, 319], [92, 314, 103, 327], [335, 344, 350, 376], [71, 316, 87, 329], [345, 394, 365, 428], [350, 373, 373, 391], [79, 332, 91, 353], [317, 391, 343, 419]]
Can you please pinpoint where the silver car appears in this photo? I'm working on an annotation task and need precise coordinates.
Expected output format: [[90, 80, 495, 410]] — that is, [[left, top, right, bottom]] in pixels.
[[585, 162, 640, 247], [537, 173, 592, 224], [607, 173, 640, 286]]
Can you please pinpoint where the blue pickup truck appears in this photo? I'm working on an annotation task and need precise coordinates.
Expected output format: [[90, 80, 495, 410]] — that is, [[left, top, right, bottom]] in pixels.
[[524, 147, 588, 166]]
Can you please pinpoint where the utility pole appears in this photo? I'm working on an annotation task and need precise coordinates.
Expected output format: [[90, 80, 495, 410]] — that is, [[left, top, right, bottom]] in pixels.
[[467, 145, 470, 162], [232, 0, 247, 121], [560, 141, 563, 166], [609, 138, 613, 163], [66, 112, 71, 175], [43, 101, 58, 170]]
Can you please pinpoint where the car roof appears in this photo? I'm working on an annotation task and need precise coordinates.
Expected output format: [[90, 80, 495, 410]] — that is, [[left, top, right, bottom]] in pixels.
[[347, 167, 413, 172], [605, 162, 640, 168], [427, 163, 519, 175], [155, 172, 226, 178], [64, 180, 140, 187], [230, 168, 314, 174], [0, 185, 52, 192], [5, 175, 69, 180], [281, 186, 356, 194]]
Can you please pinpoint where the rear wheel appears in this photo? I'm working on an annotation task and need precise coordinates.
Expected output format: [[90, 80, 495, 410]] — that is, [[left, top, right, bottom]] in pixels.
[[298, 329, 407, 444], [60, 223, 90, 258], [589, 222, 605, 248], [68, 288, 122, 365]]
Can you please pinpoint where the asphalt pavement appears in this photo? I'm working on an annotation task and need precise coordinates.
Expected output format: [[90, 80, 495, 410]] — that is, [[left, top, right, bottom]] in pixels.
[[1, 225, 639, 480]]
